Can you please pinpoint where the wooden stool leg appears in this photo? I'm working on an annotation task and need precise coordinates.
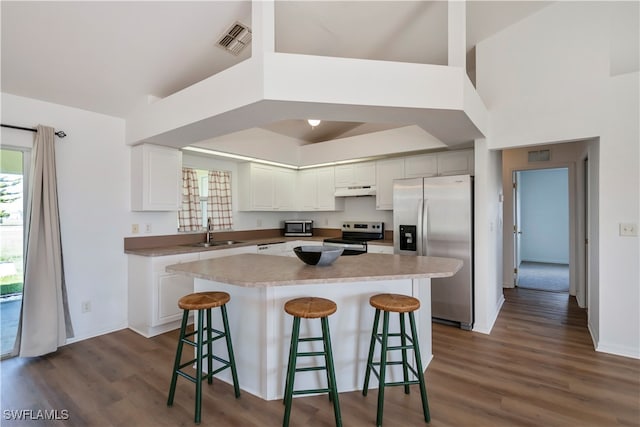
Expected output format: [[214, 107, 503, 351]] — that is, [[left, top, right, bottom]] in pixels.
[[195, 309, 205, 424], [376, 311, 390, 427], [362, 308, 381, 396], [283, 316, 301, 427], [167, 309, 190, 407], [220, 303, 241, 398], [321, 316, 342, 427], [399, 313, 411, 395], [409, 311, 430, 423]]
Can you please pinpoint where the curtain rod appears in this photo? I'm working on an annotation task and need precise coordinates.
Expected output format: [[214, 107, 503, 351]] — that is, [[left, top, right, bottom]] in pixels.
[[1, 123, 67, 138]]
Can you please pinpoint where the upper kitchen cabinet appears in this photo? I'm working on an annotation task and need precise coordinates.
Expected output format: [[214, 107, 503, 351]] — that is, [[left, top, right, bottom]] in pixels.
[[334, 162, 376, 188], [238, 163, 296, 211], [375, 158, 405, 210], [404, 154, 438, 178], [298, 167, 344, 211], [437, 150, 474, 176], [131, 143, 182, 211]]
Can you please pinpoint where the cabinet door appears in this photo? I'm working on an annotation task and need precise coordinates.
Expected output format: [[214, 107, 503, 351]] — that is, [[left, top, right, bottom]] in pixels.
[[376, 158, 405, 210], [131, 144, 182, 211], [316, 167, 337, 210], [354, 162, 376, 186], [157, 273, 194, 324], [251, 164, 275, 210], [367, 244, 394, 254], [297, 170, 317, 211], [274, 168, 296, 211], [405, 154, 437, 178], [334, 165, 354, 188], [437, 150, 473, 176]]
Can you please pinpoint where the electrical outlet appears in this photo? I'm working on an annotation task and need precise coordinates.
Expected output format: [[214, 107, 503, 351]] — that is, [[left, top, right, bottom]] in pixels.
[[619, 223, 638, 237], [145, 223, 152, 233], [257, 218, 263, 227], [131, 224, 139, 234], [81, 300, 91, 313]]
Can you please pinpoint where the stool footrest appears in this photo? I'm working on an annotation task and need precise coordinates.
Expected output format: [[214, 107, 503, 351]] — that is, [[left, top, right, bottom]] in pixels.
[[292, 388, 331, 396], [295, 366, 327, 373], [298, 336, 324, 343], [296, 350, 327, 357]]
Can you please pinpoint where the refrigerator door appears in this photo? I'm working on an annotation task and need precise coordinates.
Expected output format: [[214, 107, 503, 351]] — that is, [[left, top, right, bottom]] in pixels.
[[424, 175, 473, 329], [393, 178, 424, 256]]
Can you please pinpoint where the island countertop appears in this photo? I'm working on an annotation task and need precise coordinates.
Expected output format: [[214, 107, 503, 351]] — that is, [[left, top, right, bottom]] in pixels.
[[166, 253, 462, 287]]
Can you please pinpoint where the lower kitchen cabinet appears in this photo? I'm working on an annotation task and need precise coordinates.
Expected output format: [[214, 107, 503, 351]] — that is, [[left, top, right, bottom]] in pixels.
[[128, 245, 257, 338], [367, 244, 394, 254], [128, 253, 199, 338]]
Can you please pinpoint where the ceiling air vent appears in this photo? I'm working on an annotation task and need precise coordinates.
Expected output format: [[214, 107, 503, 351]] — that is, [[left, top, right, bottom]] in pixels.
[[217, 22, 252, 56], [527, 149, 551, 162]]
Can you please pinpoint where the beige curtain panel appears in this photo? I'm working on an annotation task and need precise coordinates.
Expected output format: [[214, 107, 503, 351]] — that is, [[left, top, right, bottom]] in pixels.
[[19, 125, 73, 357], [208, 170, 233, 230], [178, 168, 202, 232]]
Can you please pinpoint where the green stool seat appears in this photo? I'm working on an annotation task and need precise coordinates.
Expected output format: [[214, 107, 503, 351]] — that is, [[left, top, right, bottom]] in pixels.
[[167, 291, 240, 424], [363, 293, 430, 426], [283, 297, 342, 427]]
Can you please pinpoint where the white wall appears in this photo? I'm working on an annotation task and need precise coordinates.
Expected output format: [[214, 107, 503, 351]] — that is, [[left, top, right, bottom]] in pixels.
[[1, 93, 135, 342], [477, 2, 639, 358], [472, 139, 504, 334], [519, 168, 569, 264]]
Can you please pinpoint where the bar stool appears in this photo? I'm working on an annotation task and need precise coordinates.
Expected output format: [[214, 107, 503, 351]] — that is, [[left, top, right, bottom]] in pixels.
[[283, 297, 342, 427], [167, 291, 240, 424], [362, 293, 430, 426]]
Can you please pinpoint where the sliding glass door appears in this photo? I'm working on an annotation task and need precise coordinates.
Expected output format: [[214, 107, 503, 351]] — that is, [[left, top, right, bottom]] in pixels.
[[0, 148, 29, 358]]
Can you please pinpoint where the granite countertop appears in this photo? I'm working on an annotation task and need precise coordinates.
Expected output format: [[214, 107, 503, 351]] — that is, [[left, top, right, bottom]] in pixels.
[[125, 236, 392, 257], [125, 236, 327, 257], [166, 253, 462, 287]]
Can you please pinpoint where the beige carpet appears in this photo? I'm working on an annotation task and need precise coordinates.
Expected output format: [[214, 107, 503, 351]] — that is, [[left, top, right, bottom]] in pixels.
[[517, 261, 569, 292]]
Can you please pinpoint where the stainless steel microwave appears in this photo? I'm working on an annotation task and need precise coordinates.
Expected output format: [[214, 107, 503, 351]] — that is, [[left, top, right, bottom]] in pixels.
[[284, 220, 313, 237]]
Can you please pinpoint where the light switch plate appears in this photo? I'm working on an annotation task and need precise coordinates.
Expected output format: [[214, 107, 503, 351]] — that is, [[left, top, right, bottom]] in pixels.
[[619, 223, 638, 237]]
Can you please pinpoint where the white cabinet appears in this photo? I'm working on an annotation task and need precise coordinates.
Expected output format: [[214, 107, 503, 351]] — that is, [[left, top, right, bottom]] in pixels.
[[298, 167, 344, 211], [375, 158, 405, 210], [405, 154, 438, 178], [367, 244, 394, 254], [128, 245, 258, 338], [437, 150, 474, 176], [198, 245, 258, 260], [131, 143, 182, 211], [238, 163, 296, 211], [128, 252, 198, 337], [334, 162, 376, 187], [274, 168, 296, 210], [256, 242, 288, 256]]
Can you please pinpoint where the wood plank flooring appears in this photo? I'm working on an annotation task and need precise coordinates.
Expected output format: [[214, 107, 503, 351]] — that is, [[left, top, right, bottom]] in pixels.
[[1, 288, 639, 426]]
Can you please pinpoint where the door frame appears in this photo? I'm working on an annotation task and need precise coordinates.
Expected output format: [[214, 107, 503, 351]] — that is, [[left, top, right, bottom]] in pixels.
[[0, 145, 31, 359], [508, 163, 578, 297]]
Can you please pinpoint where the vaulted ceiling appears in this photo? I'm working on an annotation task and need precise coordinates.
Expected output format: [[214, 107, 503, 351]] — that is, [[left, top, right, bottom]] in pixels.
[[1, 1, 551, 143]]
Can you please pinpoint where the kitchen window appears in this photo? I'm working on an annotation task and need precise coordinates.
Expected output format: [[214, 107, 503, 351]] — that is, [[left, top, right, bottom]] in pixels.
[[178, 168, 232, 232]]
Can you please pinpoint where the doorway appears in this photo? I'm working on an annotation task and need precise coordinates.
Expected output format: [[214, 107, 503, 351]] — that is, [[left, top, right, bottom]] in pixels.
[[513, 168, 570, 292], [0, 148, 29, 358]]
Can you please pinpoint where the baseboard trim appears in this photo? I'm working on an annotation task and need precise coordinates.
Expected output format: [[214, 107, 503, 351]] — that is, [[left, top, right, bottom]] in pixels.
[[473, 294, 505, 335]]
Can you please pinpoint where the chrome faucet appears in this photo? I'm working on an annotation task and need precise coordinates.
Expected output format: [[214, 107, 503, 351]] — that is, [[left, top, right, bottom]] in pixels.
[[206, 217, 213, 244]]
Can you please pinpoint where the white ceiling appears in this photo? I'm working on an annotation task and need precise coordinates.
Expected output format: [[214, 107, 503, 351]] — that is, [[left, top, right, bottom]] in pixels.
[[1, 1, 551, 143]]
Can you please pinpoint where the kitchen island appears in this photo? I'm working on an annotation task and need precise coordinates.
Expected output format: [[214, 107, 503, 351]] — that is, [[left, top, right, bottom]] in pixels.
[[166, 253, 461, 401]]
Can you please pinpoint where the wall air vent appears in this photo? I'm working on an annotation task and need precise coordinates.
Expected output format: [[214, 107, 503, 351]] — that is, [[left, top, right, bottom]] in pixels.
[[217, 22, 252, 56], [527, 149, 551, 162]]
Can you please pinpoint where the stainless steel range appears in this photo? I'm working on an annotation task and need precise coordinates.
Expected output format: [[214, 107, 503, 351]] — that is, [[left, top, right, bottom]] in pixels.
[[323, 221, 384, 255]]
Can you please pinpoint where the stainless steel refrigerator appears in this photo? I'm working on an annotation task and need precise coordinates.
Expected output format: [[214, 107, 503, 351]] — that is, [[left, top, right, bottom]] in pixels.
[[393, 174, 474, 330]]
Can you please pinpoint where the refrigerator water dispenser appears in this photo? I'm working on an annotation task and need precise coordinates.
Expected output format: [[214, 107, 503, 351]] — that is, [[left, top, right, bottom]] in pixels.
[[399, 225, 417, 251]]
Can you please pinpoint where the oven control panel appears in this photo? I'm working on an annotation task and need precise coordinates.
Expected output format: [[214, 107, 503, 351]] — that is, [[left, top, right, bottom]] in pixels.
[[341, 221, 384, 233]]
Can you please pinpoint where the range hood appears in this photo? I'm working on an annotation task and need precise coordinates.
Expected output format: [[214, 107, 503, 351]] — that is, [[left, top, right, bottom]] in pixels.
[[334, 186, 377, 197]]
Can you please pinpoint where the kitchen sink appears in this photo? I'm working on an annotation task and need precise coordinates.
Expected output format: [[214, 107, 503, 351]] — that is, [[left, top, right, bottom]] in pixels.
[[187, 240, 244, 248]]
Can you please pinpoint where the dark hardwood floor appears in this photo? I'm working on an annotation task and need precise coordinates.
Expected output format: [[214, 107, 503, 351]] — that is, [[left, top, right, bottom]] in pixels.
[[2, 288, 639, 426]]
